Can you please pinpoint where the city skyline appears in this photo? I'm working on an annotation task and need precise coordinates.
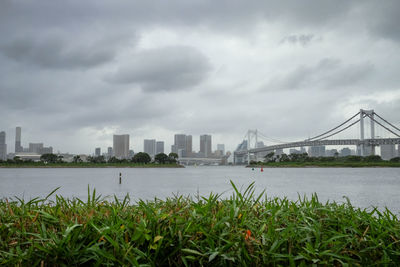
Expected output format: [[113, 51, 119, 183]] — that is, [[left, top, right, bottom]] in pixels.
[[0, 1, 400, 154]]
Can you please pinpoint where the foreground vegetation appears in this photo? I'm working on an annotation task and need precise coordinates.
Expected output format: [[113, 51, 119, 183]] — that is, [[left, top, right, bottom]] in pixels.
[[1, 183, 400, 266], [250, 154, 400, 167]]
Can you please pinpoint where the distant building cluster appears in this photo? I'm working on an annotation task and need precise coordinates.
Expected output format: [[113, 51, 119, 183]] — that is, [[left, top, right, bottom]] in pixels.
[[2, 125, 400, 164], [0, 127, 53, 161]]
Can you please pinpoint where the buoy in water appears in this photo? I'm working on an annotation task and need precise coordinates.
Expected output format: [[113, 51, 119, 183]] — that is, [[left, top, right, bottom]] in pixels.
[[119, 172, 122, 184], [261, 167, 264, 172], [252, 168, 254, 171]]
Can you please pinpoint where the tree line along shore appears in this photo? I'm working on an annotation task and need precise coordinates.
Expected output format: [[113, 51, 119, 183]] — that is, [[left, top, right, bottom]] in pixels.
[[0, 152, 184, 168], [248, 153, 400, 168], [1, 182, 399, 265]]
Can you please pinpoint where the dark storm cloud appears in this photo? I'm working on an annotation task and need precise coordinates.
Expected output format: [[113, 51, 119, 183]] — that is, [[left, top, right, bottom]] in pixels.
[[1, 35, 115, 69], [362, 1, 400, 42], [265, 58, 374, 91], [106, 46, 211, 92]]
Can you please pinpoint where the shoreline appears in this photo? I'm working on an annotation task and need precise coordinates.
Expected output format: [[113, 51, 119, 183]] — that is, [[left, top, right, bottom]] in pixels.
[[0, 164, 185, 169], [245, 165, 400, 169]]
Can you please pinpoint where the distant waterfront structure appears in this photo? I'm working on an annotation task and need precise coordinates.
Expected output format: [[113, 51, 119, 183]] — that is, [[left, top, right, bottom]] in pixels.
[[325, 149, 338, 157], [0, 131, 7, 160], [128, 150, 134, 159], [28, 143, 53, 154], [95, 147, 101, 157], [107, 147, 113, 157], [144, 139, 156, 157], [217, 144, 225, 155], [113, 134, 130, 159], [308, 146, 326, 157], [340, 147, 352, 157], [15, 126, 23, 153], [28, 143, 43, 154], [381, 144, 396, 160], [156, 141, 164, 154], [200, 134, 212, 158]]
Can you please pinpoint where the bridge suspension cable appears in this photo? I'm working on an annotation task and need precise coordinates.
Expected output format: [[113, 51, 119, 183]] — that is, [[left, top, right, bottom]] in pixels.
[[365, 114, 400, 138], [373, 112, 400, 133], [257, 131, 289, 144], [316, 118, 362, 140], [306, 112, 360, 141]]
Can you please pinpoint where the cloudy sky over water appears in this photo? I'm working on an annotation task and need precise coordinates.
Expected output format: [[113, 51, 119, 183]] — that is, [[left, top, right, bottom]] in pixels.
[[1, 0, 400, 154]]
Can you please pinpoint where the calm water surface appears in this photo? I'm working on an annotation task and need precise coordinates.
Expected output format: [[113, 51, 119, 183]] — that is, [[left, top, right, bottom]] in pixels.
[[0, 166, 399, 213]]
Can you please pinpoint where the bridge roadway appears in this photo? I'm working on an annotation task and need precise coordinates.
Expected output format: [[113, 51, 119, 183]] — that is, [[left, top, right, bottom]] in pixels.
[[234, 138, 400, 156]]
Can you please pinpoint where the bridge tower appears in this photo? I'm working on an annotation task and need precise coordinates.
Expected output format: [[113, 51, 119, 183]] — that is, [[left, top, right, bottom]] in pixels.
[[360, 109, 375, 156], [247, 129, 258, 164]]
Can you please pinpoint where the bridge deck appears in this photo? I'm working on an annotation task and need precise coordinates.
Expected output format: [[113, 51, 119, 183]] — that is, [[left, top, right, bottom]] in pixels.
[[234, 138, 400, 155]]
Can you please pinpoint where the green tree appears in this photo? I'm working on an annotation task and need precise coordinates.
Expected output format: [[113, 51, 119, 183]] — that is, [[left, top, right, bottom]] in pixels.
[[264, 152, 275, 163], [155, 153, 169, 164], [13, 156, 22, 163], [132, 152, 151, 164], [364, 155, 382, 162], [40, 154, 58, 163], [72, 155, 83, 163], [168, 153, 179, 164], [108, 157, 121, 163]]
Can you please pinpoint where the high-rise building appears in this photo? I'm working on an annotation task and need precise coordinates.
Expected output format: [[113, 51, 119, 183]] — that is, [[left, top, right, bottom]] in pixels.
[[156, 141, 164, 154], [186, 135, 192, 155], [0, 131, 6, 160], [15, 126, 23, 153], [29, 143, 44, 153], [171, 134, 191, 156], [217, 144, 225, 155], [200, 134, 212, 158], [381, 144, 396, 160], [95, 147, 101, 157], [113, 134, 130, 159], [144, 139, 156, 157], [107, 147, 113, 157]]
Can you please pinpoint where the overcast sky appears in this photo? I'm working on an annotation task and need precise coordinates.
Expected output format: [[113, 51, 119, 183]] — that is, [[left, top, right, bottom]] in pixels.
[[1, 0, 400, 154]]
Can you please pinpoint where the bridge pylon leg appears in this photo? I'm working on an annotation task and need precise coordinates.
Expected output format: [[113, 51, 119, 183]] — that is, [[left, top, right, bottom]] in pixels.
[[360, 109, 365, 156]]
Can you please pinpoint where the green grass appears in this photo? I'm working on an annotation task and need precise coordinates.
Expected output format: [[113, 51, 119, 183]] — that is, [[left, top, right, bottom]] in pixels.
[[0, 162, 183, 168], [1, 183, 400, 266]]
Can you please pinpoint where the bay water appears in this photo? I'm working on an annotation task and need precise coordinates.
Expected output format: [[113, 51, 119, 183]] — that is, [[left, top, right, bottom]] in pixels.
[[0, 166, 399, 213]]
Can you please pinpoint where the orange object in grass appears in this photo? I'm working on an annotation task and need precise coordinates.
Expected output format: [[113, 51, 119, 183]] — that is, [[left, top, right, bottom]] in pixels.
[[245, 230, 251, 240]]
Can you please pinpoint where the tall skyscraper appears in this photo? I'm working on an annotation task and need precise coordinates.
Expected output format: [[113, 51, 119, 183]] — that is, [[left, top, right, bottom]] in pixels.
[[95, 147, 101, 157], [107, 147, 113, 157], [15, 126, 23, 153], [186, 135, 192, 155], [217, 144, 225, 155], [200, 134, 212, 158], [0, 131, 6, 160], [144, 139, 156, 157], [174, 134, 186, 151], [156, 141, 164, 154], [113, 134, 130, 159]]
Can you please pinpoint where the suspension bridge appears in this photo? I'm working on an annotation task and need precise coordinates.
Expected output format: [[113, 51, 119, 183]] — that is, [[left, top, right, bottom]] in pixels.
[[234, 109, 400, 164]]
